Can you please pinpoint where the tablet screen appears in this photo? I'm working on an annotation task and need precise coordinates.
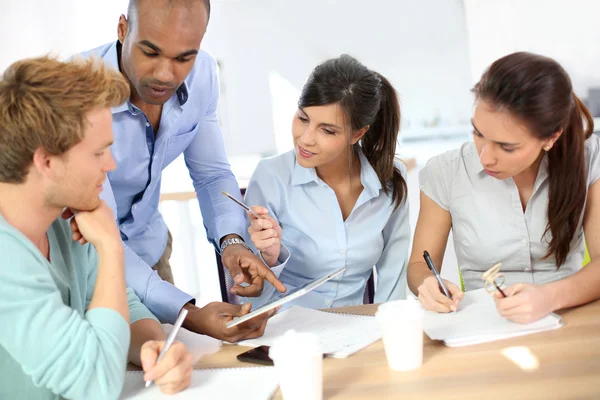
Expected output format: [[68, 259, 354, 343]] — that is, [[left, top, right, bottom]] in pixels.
[[225, 266, 345, 328]]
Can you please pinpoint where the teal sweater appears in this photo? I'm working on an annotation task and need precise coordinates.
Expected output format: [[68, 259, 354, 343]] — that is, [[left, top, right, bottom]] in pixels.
[[0, 215, 159, 400]]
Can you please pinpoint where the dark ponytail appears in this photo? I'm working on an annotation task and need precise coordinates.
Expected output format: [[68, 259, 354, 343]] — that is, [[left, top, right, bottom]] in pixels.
[[474, 52, 593, 267], [544, 94, 593, 266], [298, 55, 406, 208], [361, 73, 406, 208]]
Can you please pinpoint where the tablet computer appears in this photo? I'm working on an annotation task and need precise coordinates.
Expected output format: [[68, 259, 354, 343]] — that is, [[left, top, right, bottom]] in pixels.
[[225, 266, 346, 328]]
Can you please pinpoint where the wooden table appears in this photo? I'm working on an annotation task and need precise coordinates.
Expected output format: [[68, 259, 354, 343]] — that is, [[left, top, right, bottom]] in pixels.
[[195, 300, 600, 399]]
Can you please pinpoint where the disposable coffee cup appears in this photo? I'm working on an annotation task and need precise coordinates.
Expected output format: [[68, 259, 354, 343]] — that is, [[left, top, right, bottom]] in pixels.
[[376, 298, 424, 371], [269, 330, 323, 400]]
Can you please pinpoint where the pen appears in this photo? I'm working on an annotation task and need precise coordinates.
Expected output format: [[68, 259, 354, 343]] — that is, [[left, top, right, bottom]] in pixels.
[[423, 250, 452, 299], [494, 283, 507, 298], [221, 191, 263, 219], [145, 308, 188, 388]]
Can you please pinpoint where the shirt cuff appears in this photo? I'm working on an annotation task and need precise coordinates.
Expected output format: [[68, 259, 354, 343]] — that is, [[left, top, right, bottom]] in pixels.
[[258, 243, 290, 278], [145, 282, 195, 325], [213, 214, 247, 252]]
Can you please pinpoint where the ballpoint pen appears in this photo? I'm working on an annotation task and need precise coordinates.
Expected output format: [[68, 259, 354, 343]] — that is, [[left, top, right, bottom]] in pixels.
[[423, 250, 452, 299], [145, 308, 188, 388], [221, 191, 263, 219]]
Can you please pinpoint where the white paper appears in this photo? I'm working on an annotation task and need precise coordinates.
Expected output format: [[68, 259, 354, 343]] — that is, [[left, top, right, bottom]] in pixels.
[[120, 367, 278, 400], [423, 288, 563, 346], [236, 306, 381, 358], [161, 324, 221, 364]]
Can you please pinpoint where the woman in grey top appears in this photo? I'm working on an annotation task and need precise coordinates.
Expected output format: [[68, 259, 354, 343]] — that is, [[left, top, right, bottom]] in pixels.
[[407, 52, 600, 323]]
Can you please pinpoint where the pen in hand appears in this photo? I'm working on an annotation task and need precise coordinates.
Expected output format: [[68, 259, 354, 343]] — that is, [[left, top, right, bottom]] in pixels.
[[423, 250, 452, 299], [492, 282, 507, 298], [221, 191, 263, 219], [482, 263, 507, 298], [145, 308, 188, 388]]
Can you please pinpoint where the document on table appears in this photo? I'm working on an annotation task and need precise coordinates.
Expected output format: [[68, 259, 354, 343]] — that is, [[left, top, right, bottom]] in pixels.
[[236, 306, 381, 358], [423, 288, 563, 347], [120, 367, 278, 400], [161, 323, 221, 363]]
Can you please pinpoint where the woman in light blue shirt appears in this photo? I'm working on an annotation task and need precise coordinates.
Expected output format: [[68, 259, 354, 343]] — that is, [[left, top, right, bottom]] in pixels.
[[408, 52, 600, 324], [240, 55, 410, 309]]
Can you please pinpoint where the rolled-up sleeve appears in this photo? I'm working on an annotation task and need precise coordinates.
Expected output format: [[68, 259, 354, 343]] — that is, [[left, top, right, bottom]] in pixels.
[[0, 235, 130, 400]]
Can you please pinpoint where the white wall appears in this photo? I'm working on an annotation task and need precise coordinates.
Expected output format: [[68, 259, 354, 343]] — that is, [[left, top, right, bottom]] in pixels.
[[2, 0, 473, 158], [202, 0, 474, 157], [0, 0, 126, 71], [464, 0, 600, 97], [4, 1, 599, 155]]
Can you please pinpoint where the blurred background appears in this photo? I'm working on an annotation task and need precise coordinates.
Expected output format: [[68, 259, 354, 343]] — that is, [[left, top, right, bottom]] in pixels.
[[3, 0, 600, 305]]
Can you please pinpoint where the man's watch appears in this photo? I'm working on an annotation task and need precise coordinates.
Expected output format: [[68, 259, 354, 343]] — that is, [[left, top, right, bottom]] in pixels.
[[220, 237, 250, 253]]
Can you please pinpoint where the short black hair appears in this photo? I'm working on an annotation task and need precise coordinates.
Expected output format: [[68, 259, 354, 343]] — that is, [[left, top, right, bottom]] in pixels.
[[127, 0, 211, 27]]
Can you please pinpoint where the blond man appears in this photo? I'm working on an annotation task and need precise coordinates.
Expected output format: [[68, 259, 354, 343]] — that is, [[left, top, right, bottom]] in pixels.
[[0, 56, 192, 399]]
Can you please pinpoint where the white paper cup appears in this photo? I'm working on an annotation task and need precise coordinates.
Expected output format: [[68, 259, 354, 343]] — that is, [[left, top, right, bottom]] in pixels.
[[376, 298, 425, 371], [269, 330, 323, 400]]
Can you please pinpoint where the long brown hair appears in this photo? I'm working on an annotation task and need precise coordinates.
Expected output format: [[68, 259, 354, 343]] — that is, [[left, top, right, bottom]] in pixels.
[[473, 52, 593, 267], [298, 54, 407, 208]]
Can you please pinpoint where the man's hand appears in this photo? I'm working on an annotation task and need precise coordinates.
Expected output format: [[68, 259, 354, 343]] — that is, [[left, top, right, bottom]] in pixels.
[[494, 283, 554, 324], [221, 240, 286, 297], [62, 200, 121, 251], [183, 302, 278, 343], [140, 341, 193, 395]]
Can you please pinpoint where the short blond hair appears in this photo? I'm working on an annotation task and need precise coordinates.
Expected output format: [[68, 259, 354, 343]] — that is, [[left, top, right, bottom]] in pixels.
[[0, 56, 129, 183]]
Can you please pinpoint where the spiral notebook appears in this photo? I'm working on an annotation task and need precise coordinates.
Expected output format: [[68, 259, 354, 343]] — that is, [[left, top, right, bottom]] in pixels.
[[235, 306, 381, 358], [423, 288, 563, 347], [120, 367, 278, 400]]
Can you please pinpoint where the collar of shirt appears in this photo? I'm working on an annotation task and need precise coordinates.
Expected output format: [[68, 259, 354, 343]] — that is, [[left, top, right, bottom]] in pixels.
[[102, 41, 190, 115], [290, 148, 382, 197]]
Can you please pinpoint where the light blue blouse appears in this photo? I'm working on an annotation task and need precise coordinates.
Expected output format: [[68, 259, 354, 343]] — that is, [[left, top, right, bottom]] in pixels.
[[244, 149, 410, 309]]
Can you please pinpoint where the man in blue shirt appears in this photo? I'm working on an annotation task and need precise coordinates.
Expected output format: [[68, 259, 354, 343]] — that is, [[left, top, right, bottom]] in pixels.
[[84, 0, 285, 342]]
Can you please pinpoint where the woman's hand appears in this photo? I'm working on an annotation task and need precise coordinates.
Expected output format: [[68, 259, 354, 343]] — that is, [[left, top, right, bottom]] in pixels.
[[247, 206, 282, 267], [494, 283, 554, 324]]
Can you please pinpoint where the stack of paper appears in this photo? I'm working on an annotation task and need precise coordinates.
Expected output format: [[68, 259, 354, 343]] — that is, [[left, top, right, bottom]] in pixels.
[[120, 367, 278, 400], [423, 288, 563, 347], [236, 306, 381, 358]]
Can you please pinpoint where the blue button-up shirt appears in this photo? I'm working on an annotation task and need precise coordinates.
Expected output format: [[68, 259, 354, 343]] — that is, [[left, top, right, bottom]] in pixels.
[[82, 42, 246, 323], [244, 150, 410, 309]]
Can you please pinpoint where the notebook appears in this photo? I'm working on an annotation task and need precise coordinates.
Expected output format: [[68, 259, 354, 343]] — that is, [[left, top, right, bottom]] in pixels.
[[423, 288, 563, 347], [235, 306, 381, 358], [120, 367, 278, 400]]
